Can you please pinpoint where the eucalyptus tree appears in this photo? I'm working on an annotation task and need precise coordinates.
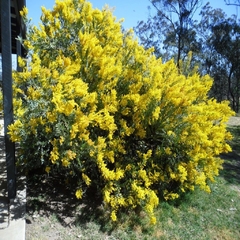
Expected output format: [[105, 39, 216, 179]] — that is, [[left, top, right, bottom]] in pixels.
[[198, 3, 240, 112], [135, 0, 202, 69]]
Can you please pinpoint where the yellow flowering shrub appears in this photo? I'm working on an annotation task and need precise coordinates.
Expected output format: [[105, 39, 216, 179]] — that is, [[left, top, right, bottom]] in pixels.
[[10, 0, 234, 223]]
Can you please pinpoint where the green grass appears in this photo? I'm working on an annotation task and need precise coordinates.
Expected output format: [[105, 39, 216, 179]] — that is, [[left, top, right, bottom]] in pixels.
[[26, 126, 240, 240], [153, 178, 240, 240], [91, 177, 239, 240]]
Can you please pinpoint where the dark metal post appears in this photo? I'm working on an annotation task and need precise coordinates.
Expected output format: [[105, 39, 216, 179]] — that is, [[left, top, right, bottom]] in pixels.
[[1, 0, 16, 199]]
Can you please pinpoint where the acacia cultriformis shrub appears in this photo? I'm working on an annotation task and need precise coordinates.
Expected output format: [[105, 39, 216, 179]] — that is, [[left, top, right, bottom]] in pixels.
[[9, 0, 233, 224]]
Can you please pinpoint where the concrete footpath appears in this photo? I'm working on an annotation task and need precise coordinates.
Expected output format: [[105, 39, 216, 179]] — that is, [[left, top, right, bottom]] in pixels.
[[0, 120, 26, 240]]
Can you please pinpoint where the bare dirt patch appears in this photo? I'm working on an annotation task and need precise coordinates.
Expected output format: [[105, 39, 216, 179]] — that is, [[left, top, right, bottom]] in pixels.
[[25, 174, 81, 240]]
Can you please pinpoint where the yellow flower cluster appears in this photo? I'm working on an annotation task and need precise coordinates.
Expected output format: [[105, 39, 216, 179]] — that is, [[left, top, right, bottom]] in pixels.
[[9, 0, 234, 224]]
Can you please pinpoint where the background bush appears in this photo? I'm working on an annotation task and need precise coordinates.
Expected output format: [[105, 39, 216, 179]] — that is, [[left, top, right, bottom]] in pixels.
[[9, 0, 233, 224]]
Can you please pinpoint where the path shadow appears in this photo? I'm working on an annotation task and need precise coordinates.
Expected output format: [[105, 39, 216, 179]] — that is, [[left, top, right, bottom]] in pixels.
[[220, 126, 240, 185], [220, 151, 240, 184]]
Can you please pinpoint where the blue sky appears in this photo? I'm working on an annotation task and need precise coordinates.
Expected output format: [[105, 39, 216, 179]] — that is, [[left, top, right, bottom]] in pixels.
[[26, 0, 239, 30], [26, 0, 151, 30]]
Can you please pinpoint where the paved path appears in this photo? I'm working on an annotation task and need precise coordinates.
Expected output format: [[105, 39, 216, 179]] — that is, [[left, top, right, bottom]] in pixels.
[[0, 120, 26, 240], [228, 116, 240, 126]]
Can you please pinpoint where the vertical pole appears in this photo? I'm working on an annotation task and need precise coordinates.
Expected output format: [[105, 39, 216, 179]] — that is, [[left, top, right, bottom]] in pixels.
[[1, 0, 16, 199]]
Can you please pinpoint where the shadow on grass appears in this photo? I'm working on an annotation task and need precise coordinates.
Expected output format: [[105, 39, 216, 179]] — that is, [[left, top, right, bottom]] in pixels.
[[220, 126, 240, 185], [25, 170, 116, 233], [25, 169, 153, 235]]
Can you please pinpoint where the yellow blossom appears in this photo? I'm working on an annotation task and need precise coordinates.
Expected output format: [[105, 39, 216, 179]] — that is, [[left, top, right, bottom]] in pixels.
[[150, 216, 157, 225], [82, 173, 91, 186], [75, 189, 83, 199], [45, 166, 51, 174], [59, 136, 64, 145], [165, 147, 172, 155], [110, 211, 117, 221], [20, 6, 28, 17], [66, 150, 76, 160]]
